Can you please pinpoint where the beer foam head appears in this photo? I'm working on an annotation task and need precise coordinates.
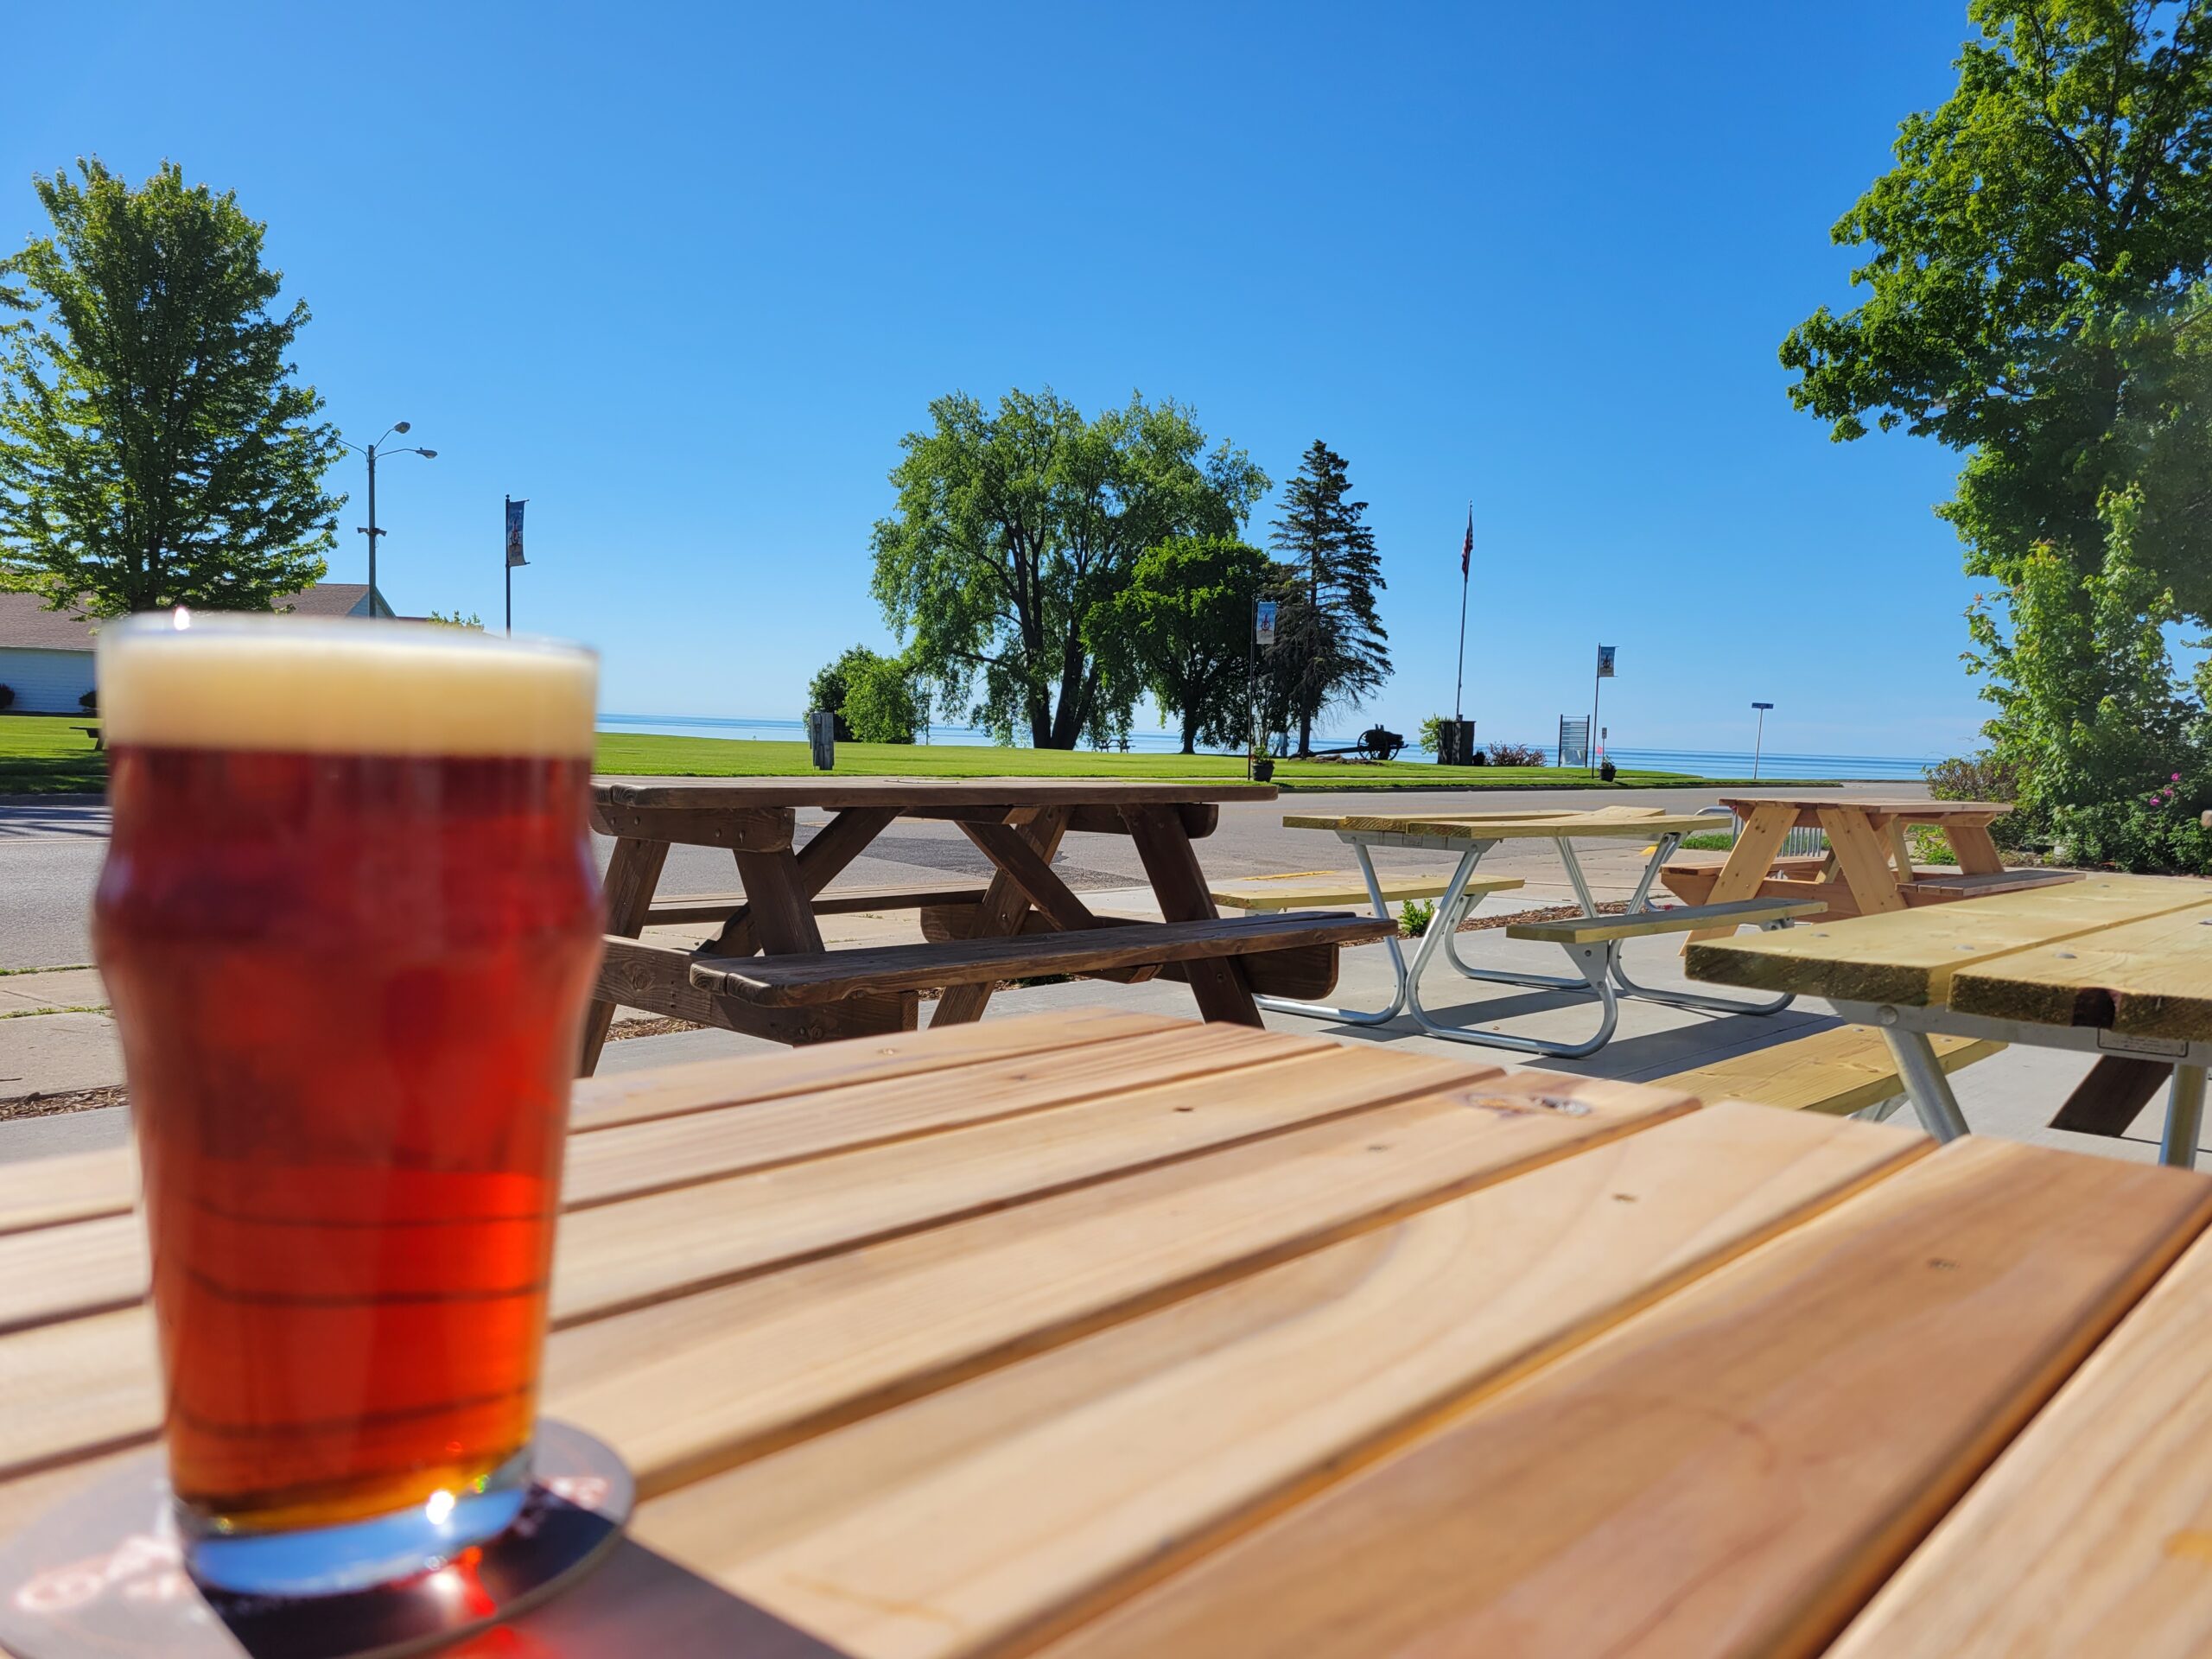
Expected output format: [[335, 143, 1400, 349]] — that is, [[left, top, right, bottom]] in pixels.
[[97, 612, 598, 759]]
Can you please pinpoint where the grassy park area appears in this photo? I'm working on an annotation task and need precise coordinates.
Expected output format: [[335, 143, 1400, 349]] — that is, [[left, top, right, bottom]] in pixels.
[[0, 715, 1834, 795]]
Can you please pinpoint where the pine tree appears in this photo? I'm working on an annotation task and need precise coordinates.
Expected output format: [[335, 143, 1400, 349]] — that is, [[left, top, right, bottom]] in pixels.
[[1266, 440, 1389, 757]]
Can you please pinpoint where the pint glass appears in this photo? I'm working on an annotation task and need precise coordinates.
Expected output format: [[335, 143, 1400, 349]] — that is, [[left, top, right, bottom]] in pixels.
[[91, 613, 602, 1596]]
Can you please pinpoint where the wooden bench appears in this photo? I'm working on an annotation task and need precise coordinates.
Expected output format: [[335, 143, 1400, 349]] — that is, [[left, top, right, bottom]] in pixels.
[[1505, 896, 1825, 946], [1211, 871, 1522, 912], [75, 725, 102, 752], [690, 912, 1396, 1009], [1658, 852, 1828, 906], [645, 882, 988, 927], [1656, 1026, 2005, 1117]]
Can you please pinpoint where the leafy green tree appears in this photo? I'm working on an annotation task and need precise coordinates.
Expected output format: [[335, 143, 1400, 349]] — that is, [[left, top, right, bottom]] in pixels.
[[872, 388, 1268, 748], [1267, 441, 1389, 757], [1780, 2, 2212, 864], [425, 609, 484, 629], [0, 160, 343, 615], [807, 644, 885, 740], [1095, 536, 1270, 753], [843, 652, 924, 744]]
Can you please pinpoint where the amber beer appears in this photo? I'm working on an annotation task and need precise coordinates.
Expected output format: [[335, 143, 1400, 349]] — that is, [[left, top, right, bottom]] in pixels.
[[92, 616, 601, 1559]]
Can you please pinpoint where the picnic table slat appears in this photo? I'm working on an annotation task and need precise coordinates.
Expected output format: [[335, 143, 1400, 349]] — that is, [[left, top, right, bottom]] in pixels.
[[545, 1046, 1475, 1329], [572, 1007, 1183, 1135], [1686, 872, 2212, 1006], [0, 1027, 1332, 1340], [1036, 1136, 2212, 1659], [0, 1046, 1506, 1484], [540, 1070, 1693, 1500], [0, 1145, 138, 1238], [636, 1106, 1927, 1659], [1948, 899, 2212, 1041], [1830, 1221, 2212, 1658]]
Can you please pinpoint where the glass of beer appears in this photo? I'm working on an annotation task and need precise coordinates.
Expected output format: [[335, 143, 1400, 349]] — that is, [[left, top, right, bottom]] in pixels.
[[91, 613, 602, 1598]]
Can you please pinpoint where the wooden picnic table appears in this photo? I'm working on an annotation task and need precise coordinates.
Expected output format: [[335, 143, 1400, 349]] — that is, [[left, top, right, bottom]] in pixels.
[[1278, 805, 1805, 1053], [1689, 870, 2212, 1166], [585, 777, 1392, 1068], [10, 1012, 2212, 1656], [1672, 794, 2076, 937]]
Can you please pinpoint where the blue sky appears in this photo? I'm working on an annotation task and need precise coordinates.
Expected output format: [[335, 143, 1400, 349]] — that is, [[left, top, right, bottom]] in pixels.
[[9, 2, 1986, 757]]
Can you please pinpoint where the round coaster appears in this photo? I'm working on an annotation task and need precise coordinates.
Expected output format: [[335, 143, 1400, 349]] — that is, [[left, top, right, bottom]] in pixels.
[[0, 1421, 631, 1659]]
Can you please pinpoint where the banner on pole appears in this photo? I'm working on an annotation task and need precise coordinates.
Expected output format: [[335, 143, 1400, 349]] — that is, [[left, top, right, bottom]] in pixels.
[[1596, 644, 1616, 678], [505, 499, 528, 568], [1255, 600, 1276, 647]]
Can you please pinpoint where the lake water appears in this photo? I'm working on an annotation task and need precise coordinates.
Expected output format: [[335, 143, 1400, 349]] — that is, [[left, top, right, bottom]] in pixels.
[[597, 715, 1934, 781]]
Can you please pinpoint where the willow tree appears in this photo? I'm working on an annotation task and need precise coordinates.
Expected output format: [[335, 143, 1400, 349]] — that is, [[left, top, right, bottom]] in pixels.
[[0, 160, 343, 614], [870, 388, 1267, 748]]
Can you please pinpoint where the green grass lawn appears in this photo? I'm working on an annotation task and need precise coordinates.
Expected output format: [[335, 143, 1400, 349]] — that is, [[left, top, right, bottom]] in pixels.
[[0, 715, 1836, 795], [593, 731, 1833, 791], [0, 715, 105, 794]]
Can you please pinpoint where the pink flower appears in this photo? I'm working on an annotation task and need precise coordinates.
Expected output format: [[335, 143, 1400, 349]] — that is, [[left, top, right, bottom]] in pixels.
[[2174, 772, 2184, 782]]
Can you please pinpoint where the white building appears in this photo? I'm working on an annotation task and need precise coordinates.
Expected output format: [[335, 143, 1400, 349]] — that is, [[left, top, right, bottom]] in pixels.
[[0, 583, 397, 714]]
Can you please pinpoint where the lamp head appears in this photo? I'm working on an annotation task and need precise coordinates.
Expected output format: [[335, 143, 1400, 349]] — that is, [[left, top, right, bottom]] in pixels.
[[418, 448, 438, 460], [393, 422, 411, 435]]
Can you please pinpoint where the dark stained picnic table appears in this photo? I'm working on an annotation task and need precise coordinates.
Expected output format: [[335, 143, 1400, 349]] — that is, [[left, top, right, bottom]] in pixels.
[[581, 777, 1392, 1068]]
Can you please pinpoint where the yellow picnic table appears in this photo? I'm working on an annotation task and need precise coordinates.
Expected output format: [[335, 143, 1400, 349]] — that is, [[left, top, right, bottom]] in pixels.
[[1689, 871, 2212, 1165], [10, 1014, 2212, 1655], [1278, 805, 1806, 1054]]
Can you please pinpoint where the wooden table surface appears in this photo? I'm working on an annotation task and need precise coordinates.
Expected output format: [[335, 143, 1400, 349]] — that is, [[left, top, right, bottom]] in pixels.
[[10, 1012, 2212, 1656], [1282, 805, 1717, 842], [598, 779, 1281, 810], [1685, 870, 2212, 1027]]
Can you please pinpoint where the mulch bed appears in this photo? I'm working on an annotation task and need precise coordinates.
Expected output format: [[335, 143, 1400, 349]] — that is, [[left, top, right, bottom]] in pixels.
[[0, 1084, 127, 1123], [1452, 900, 1633, 934]]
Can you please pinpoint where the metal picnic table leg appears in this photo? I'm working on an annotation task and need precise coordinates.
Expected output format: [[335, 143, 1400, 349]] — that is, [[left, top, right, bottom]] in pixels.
[[1880, 1027, 1972, 1142], [1254, 839, 1409, 1026], [2160, 1065, 2206, 1169], [1439, 840, 1595, 992], [1402, 845, 1622, 1058], [1605, 832, 1799, 1016]]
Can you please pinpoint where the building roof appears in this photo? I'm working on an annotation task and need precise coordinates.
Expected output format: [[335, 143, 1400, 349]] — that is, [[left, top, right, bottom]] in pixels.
[[0, 582, 389, 652], [0, 593, 99, 652]]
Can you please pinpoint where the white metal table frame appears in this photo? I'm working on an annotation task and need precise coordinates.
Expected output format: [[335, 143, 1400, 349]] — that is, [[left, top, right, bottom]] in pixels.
[[1823, 995, 2210, 1168], [1259, 827, 1796, 1058]]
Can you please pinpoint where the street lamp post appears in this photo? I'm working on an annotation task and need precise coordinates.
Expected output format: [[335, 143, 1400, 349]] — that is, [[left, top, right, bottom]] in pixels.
[[1751, 702, 1774, 780], [338, 423, 437, 614]]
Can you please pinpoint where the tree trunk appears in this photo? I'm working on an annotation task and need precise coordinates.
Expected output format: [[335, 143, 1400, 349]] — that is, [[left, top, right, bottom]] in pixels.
[[1180, 710, 1197, 754], [1297, 712, 1312, 759]]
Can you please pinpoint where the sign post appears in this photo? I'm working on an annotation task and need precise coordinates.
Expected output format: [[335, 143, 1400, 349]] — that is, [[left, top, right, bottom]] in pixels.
[[1249, 598, 1277, 781], [1590, 645, 1616, 776], [504, 498, 529, 636]]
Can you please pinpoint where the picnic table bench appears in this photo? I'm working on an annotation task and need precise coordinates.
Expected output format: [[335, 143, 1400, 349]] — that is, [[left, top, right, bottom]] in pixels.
[[10, 1012, 2212, 1656], [584, 778, 1394, 1068]]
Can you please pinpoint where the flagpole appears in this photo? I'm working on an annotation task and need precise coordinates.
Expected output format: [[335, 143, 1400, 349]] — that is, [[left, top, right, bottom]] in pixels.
[[1453, 501, 1470, 723]]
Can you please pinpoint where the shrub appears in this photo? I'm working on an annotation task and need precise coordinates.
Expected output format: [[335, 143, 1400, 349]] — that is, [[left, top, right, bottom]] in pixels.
[[1487, 741, 1545, 767], [1679, 830, 1733, 851], [0, 684, 13, 711], [78, 689, 96, 713], [1399, 899, 1435, 938]]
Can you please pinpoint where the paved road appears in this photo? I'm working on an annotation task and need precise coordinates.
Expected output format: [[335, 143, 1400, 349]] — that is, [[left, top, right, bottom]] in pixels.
[[0, 780, 1927, 972]]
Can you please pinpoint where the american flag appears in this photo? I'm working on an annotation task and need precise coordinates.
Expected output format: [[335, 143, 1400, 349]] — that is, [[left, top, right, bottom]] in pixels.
[[1460, 505, 1472, 578]]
